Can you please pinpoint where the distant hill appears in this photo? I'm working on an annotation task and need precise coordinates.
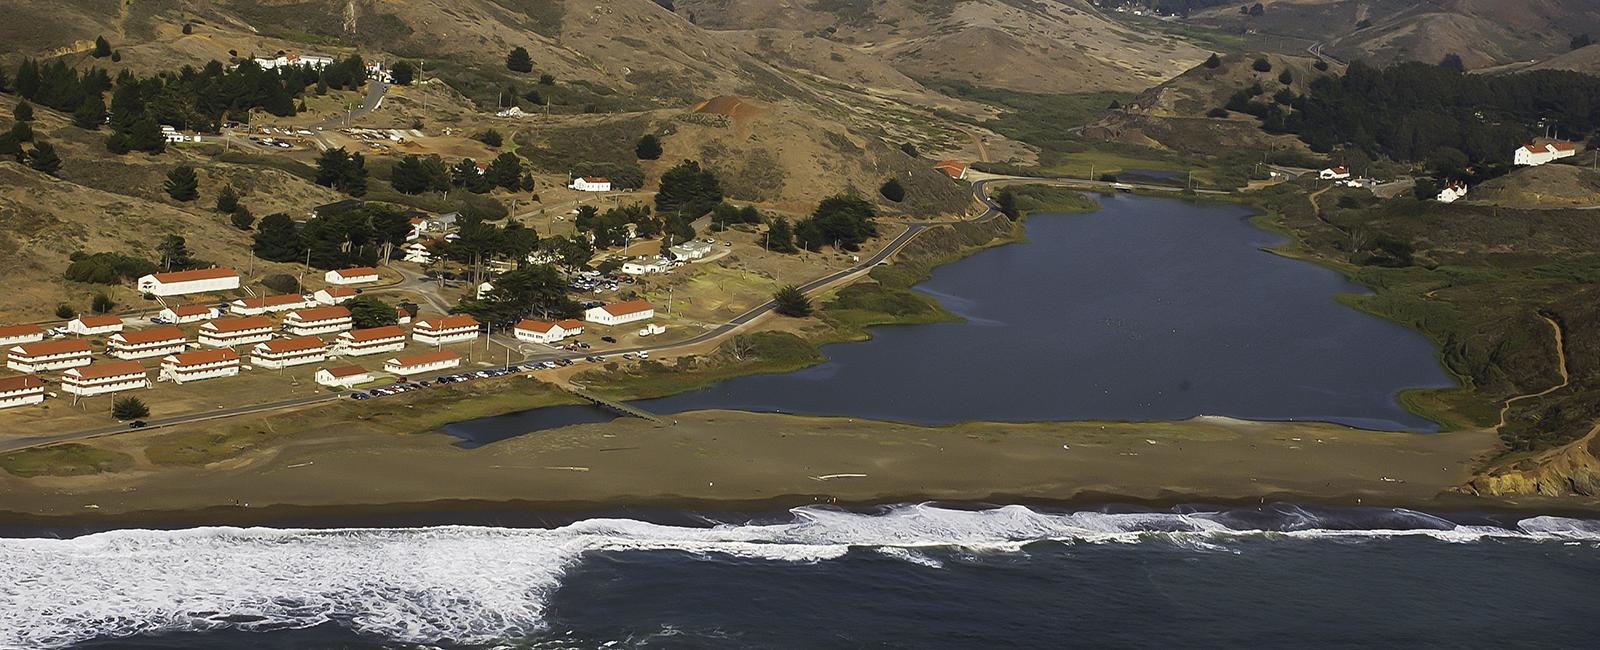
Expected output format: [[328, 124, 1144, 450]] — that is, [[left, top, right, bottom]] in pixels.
[[1520, 43, 1600, 75], [1188, 0, 1600, 70]]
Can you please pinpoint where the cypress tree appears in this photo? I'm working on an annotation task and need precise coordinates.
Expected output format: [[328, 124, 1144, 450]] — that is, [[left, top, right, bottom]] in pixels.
[[164, 165, 199, 201]]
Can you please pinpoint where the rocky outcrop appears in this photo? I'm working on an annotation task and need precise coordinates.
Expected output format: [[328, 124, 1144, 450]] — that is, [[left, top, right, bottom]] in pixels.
[[1467, 424, 1600, 496]]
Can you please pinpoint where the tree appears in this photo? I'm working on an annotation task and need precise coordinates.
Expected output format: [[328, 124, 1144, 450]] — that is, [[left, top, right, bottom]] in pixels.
[[55, 303, 77, 319], [314, 147, 368, 196], [230, 207, 255, 230], [64, 252, 155, 284], [773, 285, 812, 317], [899, 142, 919, 157], [635, 133, 663, 160], [390, 60, 415, 85], [164, 165, 199, 201], [1439, 53, 1465, 73], [1203, 53, 1222, 69], [10, 121, 32, 143], [93, 36, 113, 58], [994, 189, 1019, 219], [878, 178, 905, 202], [91, 292, 115, 313], [157, 234, 193, 270], [391, 154, 451, 194], [1313, 59, 1329, 72], [1252, 57, 1272, 72], [27, 141, 61, 175], [347, 295, 399, 328], [215, 185, 239, 213], [72, 92, 106, 129], [111, 396, 149, 420], [484, 151, 523, 190], [124, 117, 165, 153], [452, 263, 577, 325], [506, 46, 533, 73], [1248, 2, 1264, 16], [766, 217, 797, 253], [655, 159, 724, 219], [252, 212, 303, 261], [1573, 34, 1594, 51], [473, 129, 503, 147], [1412, 178, 1440, 202], [261, 273, 300, 294], [795, 194, 877, 251], [14, 100, 33, 122], [182, 22, 193, 35], [1278, 69, 1293, 85], [539, 73, 555, 86]]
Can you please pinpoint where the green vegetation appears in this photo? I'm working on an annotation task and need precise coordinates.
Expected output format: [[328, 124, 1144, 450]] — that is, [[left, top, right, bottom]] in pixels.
[[773, 285, 813, 317], [112, 396, 150, 420], [579, 331, 825, 400], [253, 205, 410, 269], [25, 141, 61, 176], [390, 155, 451, 194], [453, 263, 577, 326], [1002, 186, 1102, 216], [879, 178, 906, 203], [919, 78, 1134, 157], [795, 194, 878, 252], [655, 160, 725, 219], [506, 46, 534, 73], [0, 444, 134, 478], [348, 295, 399, 329], [64, 251, 156, 284], [635, 133, 662, 160], [314, 147, 370, 196], [164, 165, 199, 201]]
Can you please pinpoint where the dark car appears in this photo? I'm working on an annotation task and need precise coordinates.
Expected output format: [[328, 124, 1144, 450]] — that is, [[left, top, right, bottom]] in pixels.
[[601, 336, 617, 343], [129, 420, 148, 428]]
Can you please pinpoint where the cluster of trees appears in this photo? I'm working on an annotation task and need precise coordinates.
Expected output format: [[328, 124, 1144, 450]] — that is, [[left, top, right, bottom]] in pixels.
[[573, 203, 693, 249], [253, 204, 411, 269], [794, 195, 878, 252], [452, 264, 579, 326], [654, 160, 724, 220], [439, 214, 540, 268], [1258, 61, 1600, 173], [315, 147, 370, 196], [63, 251, 156, 285], [347, 294, 400, 329], [709, 202, 764, 231], [404, 152, 534, 195]]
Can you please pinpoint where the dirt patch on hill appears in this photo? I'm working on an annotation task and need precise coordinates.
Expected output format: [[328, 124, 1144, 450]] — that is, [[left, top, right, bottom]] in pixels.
[[1473, 164, 1600, 209], [692, 95, 765, 123]]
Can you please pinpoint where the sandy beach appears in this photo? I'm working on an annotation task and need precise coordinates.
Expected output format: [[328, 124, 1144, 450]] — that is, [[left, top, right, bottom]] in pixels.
[[3, 406, 1578, 528]]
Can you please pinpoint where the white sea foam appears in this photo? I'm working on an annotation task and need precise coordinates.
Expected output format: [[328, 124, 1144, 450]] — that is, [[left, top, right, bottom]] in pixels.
[[1, 503, 1596, 649]]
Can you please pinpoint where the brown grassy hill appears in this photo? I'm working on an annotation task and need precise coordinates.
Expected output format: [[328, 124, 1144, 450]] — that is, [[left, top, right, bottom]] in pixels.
[[1521, 43, 1600, 75], [1082, 52, 1328, 154], [1472, 164, 1600, 210], [1191, 0, 1600, 70], [672, 0, 1205, 94]]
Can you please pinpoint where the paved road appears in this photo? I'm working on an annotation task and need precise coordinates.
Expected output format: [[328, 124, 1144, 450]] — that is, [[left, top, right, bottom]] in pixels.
[[312, 80, 390, 131]]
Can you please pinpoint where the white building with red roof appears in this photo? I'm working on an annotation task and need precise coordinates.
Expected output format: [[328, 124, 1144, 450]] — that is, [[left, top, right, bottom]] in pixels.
[[107, 327, 189, 360], [584, 300, 654, 326], [316, 365, 373, 388], [314, 286, 359, 305], [62, 361, 149, 397], [1318, 165, 1351, 180], [137, 268, 240, 296], [334, 326, 407, 357], [158, 304, 220, 324], [384, 350, 461, 376], [934, 160, 969, 180], [569, 176, 612, 192], [1514, 141, 1578, 166], [68, 315, 123, 336], [0, 324, 46, 348], [283, 306, 354, 336], [7, 339, 93, 373], [198, 317, 275, 348], [250, 336, 329, 370], [324, 267, 380, 285], [412, 315, 480, 346], [159, 349, 241, 384], [515, 319, 584, 345], [0, 374, 46, 409], [230, 294, 317, 316]]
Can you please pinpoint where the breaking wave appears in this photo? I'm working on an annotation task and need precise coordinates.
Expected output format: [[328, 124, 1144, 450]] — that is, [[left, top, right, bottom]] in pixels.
[[1, 503, 1596, 649]]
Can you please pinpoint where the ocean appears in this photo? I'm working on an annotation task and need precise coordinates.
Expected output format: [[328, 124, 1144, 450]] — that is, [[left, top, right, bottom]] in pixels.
[[4, 503, 1599, 648]]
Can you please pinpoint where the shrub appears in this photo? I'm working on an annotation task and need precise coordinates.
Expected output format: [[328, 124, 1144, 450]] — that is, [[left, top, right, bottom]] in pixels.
[[1252, 58, 1272, 73], [879, 178, 906, 202], [111, 396, 149, 420], [91, 293, 115, 313], [773, 285, 813, 317], [55, 304, 77, 319], [261, 273, 301, 294]]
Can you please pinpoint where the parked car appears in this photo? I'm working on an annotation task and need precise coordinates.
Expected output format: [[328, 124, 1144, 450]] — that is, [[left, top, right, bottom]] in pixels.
[[128, 420, 147, 428], [601, 336, 617, 343]]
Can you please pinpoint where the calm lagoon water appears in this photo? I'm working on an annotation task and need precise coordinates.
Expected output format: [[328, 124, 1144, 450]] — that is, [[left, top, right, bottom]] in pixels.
[[447, 193, 1453, 446]]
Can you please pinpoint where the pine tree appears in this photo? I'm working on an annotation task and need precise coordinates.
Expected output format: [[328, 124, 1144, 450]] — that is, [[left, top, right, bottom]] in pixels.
[[879, 178, 905, 202], [111, 396, 149, 420], [766, 217, 797, 253], [390, 61, 415, 85], [157, 234, 192, 270], [26, 141, 61, 175], [506, 47, 534, 73], [230, 207, 255, 230], [93, 36, 112, 58], [215, 185, 239, 213], [635, 133, 662, 160], [164, 165, 199, 201], [252, 212, 303, 261], [72, 92, 105, 129], [14, 100, 34, 122], [773, 285, 812, 317]]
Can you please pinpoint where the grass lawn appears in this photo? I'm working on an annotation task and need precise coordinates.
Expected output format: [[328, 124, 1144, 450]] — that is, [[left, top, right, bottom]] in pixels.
[[0, 443, 135, 478]]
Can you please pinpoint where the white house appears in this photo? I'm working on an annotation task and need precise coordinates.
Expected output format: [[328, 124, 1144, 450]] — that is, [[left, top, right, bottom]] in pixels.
[[107, 327, 188, 360], [1318, 166, 1351, 180], [314, 286, 358, 305], [412, 315, 480, 346], [325, 267, 380, 285], [569, 176, 612, 192], [0, 324, 46, 348], [61, 361, 149, 397], [622, 259, 668, 275], [514, 319, 584, 345], [67, 315, 123, 336], [384, 350, 461, 376], [158, 304, 220, 324], [316, 365, 373, 388], [252, 53, 334, 70], [0, 374, 45, 409], [584, 300, 655, 326], [198, 316, 275, 348], [334, 326, 407, 357], [231, 294, 317, 316], [283, 306, 354, 336], [7, 339, 93, 373], [159, 349, 241, 384], [1436, 182, 1469, 204], [160, 125, 202, 144], [669, 240, 714, 261], [403, 242, 433, 264], [1514, 142, 1578, 166], [250, 336, 329, 370]]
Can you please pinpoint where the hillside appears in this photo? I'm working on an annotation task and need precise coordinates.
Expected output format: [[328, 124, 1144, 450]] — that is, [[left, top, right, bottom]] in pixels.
[[1188, 0, 1600, 70], [672, 0, 1206, 94], [1521, 43, 1600, 75], [1472, 164, 1600, 210], [1081, 52, 1328, 154]]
